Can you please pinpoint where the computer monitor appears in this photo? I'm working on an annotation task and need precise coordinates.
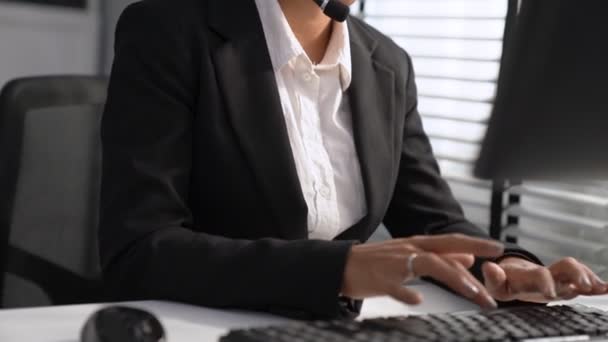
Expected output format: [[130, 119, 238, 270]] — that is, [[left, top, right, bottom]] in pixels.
[[475, 0, 608, 180]]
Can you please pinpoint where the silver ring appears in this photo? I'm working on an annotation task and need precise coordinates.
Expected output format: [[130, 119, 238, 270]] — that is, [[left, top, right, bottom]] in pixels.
[[407, 253, 419, 278]]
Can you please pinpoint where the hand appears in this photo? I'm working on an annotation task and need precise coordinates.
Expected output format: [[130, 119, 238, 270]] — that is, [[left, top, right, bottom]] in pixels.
[[483, 257, 608, 303], [341, 234, 505, 309]]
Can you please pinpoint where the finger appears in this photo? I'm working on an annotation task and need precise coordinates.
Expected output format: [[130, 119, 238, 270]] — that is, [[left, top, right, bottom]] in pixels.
[[388, 285, 423, 305], [556, 283, 579, 300], [482, 262, 514, 302], [511, 267, 557, 301], [385, 240, 474, 268], [447, 259, 497, 307], [367, 241, 423, 261], [357, 240, 419, 252], [414, 253, 497, 309], [442, 253, 475, 269], [408, 234, 504, 257], [561, 292, 580, 301], [387, 239, 475, 267], [579, 264, 608, 295], [550, 258, 592, 293]]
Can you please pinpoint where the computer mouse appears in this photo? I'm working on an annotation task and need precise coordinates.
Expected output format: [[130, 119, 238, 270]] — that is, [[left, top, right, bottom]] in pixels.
[[80, 306, 166, 342]]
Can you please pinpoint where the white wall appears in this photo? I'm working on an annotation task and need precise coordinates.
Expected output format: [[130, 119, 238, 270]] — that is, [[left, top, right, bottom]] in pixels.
[[0, 1, 101, 88]]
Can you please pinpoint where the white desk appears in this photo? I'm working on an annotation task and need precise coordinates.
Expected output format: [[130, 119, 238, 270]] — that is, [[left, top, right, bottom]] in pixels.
[[1, 282, 607, 342]]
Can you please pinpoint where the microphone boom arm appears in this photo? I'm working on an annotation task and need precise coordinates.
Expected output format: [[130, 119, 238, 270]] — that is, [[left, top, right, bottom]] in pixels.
[[312, 0, 350, 22]]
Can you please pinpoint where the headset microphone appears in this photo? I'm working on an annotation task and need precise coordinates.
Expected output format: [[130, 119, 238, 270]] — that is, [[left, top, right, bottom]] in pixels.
[[312, 0, 350, 22]]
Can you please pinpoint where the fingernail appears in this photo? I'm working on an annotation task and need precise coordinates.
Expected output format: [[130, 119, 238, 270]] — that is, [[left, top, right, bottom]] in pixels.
[[490, 243, 505, 252], [584, 276, 593, 289], [543, 287, 557, 300], [465, 282, 480, 298], [486, 295, 498, 309], [549, 289, 558, 299]]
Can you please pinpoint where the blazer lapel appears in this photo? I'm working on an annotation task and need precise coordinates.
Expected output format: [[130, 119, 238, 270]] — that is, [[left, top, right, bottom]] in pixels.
[[208, 0, 308, 239], [339, 20, 396, 241]]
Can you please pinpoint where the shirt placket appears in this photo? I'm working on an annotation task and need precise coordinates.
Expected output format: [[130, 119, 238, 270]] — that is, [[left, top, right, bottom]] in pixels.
[[295, 57, 341, 239]]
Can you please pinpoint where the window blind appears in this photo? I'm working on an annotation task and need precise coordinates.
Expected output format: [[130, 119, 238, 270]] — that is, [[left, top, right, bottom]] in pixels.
[[362, 0, 608, 276], [362, 0, 502, 229]]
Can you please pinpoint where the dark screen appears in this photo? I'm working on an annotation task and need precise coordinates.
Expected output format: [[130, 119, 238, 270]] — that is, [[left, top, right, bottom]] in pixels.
[[475, 0, 608, 181]]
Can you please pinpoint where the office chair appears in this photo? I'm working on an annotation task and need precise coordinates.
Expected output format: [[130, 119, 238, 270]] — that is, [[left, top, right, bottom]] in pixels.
[[0, 76, 108, 308]]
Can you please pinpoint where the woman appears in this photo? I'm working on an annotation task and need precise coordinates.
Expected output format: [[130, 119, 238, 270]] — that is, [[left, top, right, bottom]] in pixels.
[[99, 0, 607, 318]]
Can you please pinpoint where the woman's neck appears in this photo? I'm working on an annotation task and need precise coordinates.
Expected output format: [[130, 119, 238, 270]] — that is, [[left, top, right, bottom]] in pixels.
[[278, 0, 333, 64]]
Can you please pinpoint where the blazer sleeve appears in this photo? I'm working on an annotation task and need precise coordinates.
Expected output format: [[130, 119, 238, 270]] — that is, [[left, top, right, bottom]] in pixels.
[[99, 2, 354, 319], [382, 53, 541, 272]]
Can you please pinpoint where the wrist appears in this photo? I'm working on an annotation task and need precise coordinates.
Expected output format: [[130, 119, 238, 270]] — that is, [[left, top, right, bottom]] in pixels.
[[498, 256, 527, 266], [495, 252, 539, 267], [340, 244, 358, 297], [496, 256, 540, 271]]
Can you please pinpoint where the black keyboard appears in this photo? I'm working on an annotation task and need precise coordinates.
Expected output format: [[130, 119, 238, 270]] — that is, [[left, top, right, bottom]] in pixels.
[[220, 305, 608, 341]]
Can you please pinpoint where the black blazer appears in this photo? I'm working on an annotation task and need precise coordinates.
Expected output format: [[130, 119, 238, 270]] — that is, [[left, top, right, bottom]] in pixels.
[[100, 0, 534, 318]]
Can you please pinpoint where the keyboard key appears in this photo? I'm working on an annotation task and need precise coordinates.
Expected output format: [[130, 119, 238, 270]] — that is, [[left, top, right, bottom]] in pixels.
[[220, 305, 608, 342]]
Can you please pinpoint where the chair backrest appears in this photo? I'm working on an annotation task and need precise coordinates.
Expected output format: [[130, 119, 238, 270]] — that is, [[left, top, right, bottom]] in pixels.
[[0, 76, 108, 308]]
